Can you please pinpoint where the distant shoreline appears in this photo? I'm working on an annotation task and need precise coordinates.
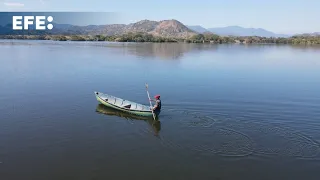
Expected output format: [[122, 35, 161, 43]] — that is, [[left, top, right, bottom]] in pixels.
[[1, 33, 320, 45], [1, 19, 319, 45]]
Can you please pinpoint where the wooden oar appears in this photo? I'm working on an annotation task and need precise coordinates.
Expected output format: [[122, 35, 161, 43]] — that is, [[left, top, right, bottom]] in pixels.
[[145, 83, 156, 121]]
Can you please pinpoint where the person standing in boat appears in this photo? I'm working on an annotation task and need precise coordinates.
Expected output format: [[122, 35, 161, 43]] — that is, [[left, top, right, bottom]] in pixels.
[[150, 95, 161, 114]]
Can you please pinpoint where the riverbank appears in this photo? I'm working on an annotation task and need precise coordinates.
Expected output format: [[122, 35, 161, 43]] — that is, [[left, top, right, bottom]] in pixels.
[[1, 33, 320, 45]]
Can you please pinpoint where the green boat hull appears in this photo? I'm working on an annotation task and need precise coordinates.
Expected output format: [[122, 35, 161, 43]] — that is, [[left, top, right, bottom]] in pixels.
[[94, 91, 160, 117]]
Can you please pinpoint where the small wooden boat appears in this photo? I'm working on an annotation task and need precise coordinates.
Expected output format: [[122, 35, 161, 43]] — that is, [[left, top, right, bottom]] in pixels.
[[94, 91, 160, 117]]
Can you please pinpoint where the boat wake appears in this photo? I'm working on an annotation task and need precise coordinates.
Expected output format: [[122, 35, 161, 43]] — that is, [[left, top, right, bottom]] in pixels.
[[158, 108, 320, 159], [167, 109, 218, 128], [224, 118, 320, 159], [95, 105, 320, 160]]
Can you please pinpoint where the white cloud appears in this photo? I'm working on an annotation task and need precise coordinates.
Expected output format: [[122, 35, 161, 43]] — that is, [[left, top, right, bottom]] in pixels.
[[4, 2, 25, 7]]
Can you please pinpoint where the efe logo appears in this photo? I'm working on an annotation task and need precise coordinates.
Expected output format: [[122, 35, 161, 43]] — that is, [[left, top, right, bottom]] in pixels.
[[12, 16, 53, 30]]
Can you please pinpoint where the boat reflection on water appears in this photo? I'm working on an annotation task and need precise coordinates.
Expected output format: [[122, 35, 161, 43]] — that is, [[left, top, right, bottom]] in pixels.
[[95, 104, 161, 136]]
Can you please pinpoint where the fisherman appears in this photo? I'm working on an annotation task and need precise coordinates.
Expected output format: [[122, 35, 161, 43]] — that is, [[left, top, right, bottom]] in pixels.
[[150, 95, 161, 114]]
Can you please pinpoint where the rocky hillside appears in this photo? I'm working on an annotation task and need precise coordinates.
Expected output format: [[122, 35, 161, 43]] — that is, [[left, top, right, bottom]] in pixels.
[[118, 19, 196, 38], [124, 20, 159, 33], [149, 20, 197, 38], [45, 19, 197, 38]]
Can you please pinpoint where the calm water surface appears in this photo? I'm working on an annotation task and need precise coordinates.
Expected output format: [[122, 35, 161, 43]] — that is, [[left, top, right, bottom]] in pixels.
[[1, 40, 320, 180]]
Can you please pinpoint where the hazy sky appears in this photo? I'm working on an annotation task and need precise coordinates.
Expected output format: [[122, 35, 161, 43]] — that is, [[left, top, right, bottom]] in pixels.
[[1, 0, 319, 34]]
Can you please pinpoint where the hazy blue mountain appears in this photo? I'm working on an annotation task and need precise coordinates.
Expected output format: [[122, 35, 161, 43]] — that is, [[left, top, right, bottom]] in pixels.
[[208, 26, 289, 37], [187, 25, 209, 33]]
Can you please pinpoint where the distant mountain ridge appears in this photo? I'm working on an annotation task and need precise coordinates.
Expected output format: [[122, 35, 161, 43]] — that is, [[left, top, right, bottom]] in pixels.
[[1, 19, 316, 38], [188, 25, 289, 37], [0, 19, 197, 38], [51, 19, 198, 38]]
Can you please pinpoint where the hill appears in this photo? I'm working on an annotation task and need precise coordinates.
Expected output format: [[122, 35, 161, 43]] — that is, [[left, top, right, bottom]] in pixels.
[[1, 20, 295, 38], [0, 19, 197, 38], [150, 20, 197, 38], [207, 26, 289, 38], [49, 19, 197, 39], [2, 19, 320, 45]]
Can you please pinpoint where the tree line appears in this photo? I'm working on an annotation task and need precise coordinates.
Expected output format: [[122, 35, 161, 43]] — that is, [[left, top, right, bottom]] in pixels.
[[1, 32, 320, 45]]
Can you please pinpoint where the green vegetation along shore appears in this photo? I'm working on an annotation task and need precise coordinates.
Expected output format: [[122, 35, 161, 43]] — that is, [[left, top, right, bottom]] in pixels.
[[1, 32, 320, 45]]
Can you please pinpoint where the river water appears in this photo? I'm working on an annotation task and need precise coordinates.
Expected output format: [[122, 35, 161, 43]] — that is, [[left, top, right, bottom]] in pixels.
[[0, 40, 320, 180]]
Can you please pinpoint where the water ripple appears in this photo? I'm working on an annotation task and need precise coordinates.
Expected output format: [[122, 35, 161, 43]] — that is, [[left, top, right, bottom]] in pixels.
[[158, 108, 320, 159], [222, 118, 320, 159]]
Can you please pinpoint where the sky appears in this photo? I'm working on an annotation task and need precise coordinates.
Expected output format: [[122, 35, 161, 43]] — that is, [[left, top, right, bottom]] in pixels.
[[1, 0, 320, 34]]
